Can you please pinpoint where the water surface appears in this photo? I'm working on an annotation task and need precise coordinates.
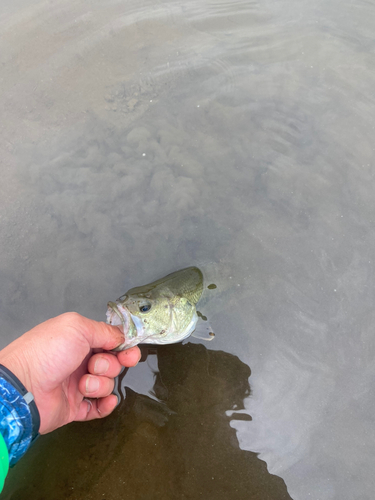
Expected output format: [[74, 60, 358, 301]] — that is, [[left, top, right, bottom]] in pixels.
[[1, 0, 375, 498]]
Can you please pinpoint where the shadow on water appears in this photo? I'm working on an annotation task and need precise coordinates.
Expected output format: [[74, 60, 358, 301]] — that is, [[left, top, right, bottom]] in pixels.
[[3, 343, 292, 500]]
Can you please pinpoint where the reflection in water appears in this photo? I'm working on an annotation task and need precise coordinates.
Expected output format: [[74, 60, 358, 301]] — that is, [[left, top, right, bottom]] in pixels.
[[3, 343, 291, 499]]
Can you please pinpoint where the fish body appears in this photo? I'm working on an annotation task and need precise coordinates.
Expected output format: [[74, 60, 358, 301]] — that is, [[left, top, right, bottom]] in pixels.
[[106, 267, 204, 350]]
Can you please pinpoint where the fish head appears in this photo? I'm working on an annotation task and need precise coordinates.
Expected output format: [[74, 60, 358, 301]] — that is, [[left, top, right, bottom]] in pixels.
[[123, 291, 172, 338], [106, 267, 204, 350]]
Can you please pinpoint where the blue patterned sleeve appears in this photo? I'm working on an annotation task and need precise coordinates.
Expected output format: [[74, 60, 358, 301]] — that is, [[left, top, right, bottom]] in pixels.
[[0, 377, 34, 466]]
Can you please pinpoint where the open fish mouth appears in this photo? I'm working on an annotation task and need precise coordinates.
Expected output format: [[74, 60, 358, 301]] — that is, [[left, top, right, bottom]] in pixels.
[[106, 301, 142, 349], [106, 301, 129, 332]]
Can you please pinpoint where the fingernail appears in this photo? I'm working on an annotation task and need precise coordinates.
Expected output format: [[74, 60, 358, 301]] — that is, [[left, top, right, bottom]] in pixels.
[[94, 357, 110, 374], [86, 375, 100, 393], [84, 398, 92, 413]]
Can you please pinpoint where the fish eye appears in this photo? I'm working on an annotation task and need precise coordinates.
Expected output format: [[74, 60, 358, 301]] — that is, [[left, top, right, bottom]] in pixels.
[[139, 303, 152, 313]]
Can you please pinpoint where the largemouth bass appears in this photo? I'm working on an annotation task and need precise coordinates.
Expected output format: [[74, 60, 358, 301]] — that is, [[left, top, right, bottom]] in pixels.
[[106, 267, 214, 350]]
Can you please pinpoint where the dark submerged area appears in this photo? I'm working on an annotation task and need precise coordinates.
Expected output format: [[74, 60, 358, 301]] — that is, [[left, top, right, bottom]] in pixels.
[[3, 343, 291, 499]]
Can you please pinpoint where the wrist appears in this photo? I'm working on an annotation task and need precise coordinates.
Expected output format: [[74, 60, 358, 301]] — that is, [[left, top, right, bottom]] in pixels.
[[0, 365, 40, 443], [0, 341, 34, 395], [0, 365, 40, 467]]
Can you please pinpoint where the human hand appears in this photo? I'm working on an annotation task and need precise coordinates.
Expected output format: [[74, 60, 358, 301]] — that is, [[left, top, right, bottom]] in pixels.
[[0, 312, 141, 434]]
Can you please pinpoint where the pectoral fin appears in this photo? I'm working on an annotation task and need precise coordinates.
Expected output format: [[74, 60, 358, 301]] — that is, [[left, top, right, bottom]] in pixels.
[[192, 319, 215, 341]]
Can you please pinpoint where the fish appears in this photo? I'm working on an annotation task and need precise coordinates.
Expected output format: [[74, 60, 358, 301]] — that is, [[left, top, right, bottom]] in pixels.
[[106, 266, 214, 350]]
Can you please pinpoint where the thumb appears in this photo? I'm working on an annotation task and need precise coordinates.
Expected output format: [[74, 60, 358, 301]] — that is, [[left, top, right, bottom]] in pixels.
[[68, 314, 125, 351]]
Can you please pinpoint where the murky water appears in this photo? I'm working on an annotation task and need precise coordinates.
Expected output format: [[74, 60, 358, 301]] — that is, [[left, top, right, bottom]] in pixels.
[[1, 0, 375, 498]]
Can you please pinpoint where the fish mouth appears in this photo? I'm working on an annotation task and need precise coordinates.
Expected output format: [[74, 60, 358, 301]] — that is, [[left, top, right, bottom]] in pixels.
[[106, 302, 140, 350], [106, 301, 128, 332]]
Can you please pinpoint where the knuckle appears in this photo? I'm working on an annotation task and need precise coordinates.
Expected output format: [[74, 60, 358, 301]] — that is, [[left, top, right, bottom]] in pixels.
[[60, 311, 85, 328]]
